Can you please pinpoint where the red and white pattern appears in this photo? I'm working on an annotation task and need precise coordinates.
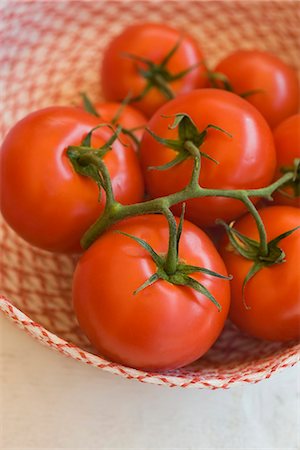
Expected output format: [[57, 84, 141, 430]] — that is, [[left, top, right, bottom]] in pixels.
[[1, 0, 299, 389]]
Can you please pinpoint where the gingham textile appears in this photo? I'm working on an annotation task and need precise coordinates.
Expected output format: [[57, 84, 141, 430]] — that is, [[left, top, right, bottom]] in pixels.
[[1, 0, 299, 389]]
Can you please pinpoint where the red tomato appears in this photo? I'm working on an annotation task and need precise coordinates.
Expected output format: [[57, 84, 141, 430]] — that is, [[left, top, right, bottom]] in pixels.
[[0, 107, 144, 253], [214, 50, 300, 129], [139, 89, 276, 228], [73, 215, 230, 371], [92, 102, 147, 150], [101, 23, 207, 118], [219, 206, 300, 341], [273, 114, 300, 206]]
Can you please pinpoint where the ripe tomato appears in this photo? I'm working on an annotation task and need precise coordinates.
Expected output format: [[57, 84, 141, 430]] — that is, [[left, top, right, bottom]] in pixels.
[[0, 107, 144, 253], [101, 23, 207, 118], [83, 101, 147, 151], [214, 50, 300, 129], [272, 114, 300, 207], [219, 206, 300, 341], [73, 215, 230, 371], [139, 89, 276, 228]]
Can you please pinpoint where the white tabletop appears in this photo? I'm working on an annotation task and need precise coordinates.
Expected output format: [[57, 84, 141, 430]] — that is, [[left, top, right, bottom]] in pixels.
[[1, 314, 299, 450]]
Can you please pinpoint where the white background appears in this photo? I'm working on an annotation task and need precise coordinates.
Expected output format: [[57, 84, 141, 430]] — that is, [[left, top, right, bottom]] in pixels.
[[1, 315, 299, 449]]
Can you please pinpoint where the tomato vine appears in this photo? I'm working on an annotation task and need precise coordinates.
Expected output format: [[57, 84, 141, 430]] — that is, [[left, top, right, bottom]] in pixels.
[[67, 116, 297, 306]]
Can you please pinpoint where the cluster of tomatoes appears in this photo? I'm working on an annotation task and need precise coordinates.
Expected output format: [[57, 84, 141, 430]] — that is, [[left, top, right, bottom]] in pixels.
[[1, 24, 299, 372]]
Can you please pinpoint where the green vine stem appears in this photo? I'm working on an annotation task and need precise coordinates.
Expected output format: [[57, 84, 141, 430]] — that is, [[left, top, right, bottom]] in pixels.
[[239, 195, 268, 256], [83, 152, 116, 207], [77, 145, 294, 250], [163, 207, 179, 275], [66, 116, 294, 256], [183, 140, 202, 188], [66, 119, 298, 309]]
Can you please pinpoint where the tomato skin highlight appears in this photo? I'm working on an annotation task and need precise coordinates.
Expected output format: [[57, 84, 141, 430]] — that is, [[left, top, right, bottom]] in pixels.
[[214, 50, 300, 129], [73, 215, 230, 371], [139, 89, 276, 228], [272, 114, 300, 207], [0, 107, 144, 253], [219, 206, 300, 342], [101, 23, 207, 118]]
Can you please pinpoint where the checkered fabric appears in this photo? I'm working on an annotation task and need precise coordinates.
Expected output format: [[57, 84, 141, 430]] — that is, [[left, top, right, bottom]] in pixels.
[[1, 0, 299, 389]]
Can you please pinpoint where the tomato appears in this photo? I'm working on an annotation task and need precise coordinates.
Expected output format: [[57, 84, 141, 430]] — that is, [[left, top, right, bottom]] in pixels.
[[139, 89, 276, 228], [73, 215, 230, 371], [214, 50, 300, 129], [219, 206, 300, 341], [0, 107, 144, 253], [101, 23, 207, 118], [91, 102, 147, 150], [272, 114, 300, 206]]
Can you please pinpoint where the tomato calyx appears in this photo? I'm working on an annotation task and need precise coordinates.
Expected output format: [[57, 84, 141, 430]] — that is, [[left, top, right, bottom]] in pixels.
[[116, 207, 230, 310], [278, 158, 300, 199], [122, 39, 201, 103], [147, 113, 231, 171], [67, 124, 122, 199], [218, 219, 300, 309]]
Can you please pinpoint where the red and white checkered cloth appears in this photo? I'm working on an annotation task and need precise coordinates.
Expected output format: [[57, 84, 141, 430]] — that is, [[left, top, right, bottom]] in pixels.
[[1, 0, 299, 389]]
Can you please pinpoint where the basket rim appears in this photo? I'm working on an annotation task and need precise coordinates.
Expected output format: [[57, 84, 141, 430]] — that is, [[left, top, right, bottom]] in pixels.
[[1, 294, 299, 389]]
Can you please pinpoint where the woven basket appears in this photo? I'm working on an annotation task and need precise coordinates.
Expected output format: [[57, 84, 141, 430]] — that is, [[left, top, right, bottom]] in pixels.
[[1, 0, 299, 389]]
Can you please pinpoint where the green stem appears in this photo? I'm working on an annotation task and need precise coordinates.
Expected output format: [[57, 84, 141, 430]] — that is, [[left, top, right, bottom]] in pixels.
[[184, 140, 201, 188], [197, 172, 293, 200], [163, 208, 178, 275], [240, 195, 268, 256], [81, 171, 294, 249], [85, 153, 116, 207]]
